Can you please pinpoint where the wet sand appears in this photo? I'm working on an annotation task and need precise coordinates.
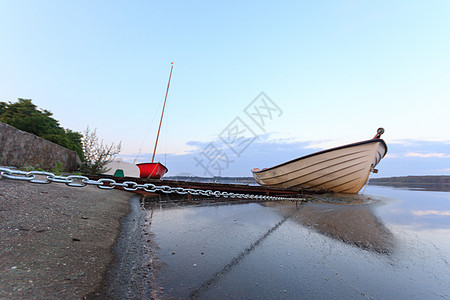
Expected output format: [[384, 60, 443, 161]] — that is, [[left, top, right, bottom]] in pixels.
[[0, 179, 133, 299]]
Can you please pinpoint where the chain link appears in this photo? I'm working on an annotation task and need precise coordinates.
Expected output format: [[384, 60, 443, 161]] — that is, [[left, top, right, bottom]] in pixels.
[[0, 166, 305, 202], [0, 168, 34, 181]]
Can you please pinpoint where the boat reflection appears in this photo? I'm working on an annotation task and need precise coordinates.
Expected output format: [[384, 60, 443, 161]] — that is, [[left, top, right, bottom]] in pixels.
[[264, 199, 395, 254]]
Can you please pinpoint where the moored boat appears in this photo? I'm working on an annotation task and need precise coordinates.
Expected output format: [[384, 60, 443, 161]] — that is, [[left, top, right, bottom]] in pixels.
[[136, 162, 168, 179], [252, 128, 387, 193], [135, 63, 173, 179]]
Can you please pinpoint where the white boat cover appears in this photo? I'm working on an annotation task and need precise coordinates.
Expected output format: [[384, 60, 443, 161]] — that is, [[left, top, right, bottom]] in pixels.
[[103, 157, 140, 178]]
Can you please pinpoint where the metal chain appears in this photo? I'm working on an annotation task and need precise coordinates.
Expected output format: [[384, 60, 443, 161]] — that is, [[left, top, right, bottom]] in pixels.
[[0, 167, 305, 202]]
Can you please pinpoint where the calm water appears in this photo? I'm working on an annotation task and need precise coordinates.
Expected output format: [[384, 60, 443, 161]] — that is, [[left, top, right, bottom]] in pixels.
[[143, 186, 450, 299]]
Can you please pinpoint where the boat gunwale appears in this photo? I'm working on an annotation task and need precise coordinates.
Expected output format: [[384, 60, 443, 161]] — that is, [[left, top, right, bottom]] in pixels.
[[252, 138, 387, 174]]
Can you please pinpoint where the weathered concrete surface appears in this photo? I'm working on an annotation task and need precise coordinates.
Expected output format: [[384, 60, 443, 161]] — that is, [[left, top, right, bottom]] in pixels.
[[0, 178, 133, 299], [92, 196, 151, 299], [0, 121, 81, 171]]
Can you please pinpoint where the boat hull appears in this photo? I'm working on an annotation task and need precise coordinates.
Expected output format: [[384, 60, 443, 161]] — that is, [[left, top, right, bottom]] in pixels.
[[136, 162, 168, 179], [252, 139, 387, 194]]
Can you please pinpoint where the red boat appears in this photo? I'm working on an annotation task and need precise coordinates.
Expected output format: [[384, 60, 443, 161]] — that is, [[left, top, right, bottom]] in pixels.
[[135, 63, 173, 179], [136, 162, 168, 179]]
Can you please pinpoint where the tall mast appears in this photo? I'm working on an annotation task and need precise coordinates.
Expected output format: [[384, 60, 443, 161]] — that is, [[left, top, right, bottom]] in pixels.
[[152, 62, 173, 163]]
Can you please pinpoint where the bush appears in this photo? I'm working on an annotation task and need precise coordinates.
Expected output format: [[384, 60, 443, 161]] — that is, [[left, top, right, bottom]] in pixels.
[[80, 127, 122, 175]]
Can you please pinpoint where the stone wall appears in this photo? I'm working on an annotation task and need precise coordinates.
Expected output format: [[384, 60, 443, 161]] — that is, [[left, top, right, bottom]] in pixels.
[[0, 121, 81, 171]]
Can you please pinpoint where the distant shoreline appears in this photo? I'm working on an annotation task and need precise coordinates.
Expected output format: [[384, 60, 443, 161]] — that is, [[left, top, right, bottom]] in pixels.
[[164, 176, 257, 185], [369, 175, 450, 192]]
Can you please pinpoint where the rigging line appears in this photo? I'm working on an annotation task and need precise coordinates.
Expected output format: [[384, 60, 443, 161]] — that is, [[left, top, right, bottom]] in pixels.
[[152, 62, 173, 163], [361, 174, 371, 195], [360, 165, 374, 195], [133, 106, 161, 164], [189, 203, 303, 298], [164, 93, 169, 166], [133, 88, 165, 164]]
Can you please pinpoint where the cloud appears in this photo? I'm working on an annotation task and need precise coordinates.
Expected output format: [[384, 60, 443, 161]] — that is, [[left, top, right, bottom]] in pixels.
[[412, 210, 450, 216], [389, 139, 450, 145], [405, 152, 450, 158], [304, 140, 340, 150]]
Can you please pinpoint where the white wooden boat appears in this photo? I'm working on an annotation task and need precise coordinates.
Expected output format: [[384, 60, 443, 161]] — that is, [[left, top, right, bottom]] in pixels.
[[252, 128, 387, 193]]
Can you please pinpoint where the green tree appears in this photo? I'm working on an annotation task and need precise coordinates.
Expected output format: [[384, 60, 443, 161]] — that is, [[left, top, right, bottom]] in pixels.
[[62, 129, 84, 160], [0, 98, 83, 158], [0, 102, 6, 115]]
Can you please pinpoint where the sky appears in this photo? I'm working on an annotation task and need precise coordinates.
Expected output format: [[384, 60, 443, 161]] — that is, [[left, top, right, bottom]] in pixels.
[[1, 0, 449, 178]]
